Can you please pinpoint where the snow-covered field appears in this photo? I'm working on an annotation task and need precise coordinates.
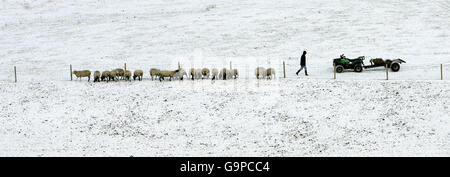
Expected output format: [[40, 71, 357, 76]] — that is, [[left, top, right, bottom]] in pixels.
[[0, 0, 449, 156], [1, 79, 449, 156]]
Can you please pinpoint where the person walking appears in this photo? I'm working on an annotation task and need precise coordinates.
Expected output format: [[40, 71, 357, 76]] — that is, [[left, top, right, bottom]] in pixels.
[[296, 50, 308, 76]]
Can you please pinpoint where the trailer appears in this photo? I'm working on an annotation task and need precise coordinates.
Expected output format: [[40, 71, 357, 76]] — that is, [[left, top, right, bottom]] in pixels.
[[364, 58, 406, 72]]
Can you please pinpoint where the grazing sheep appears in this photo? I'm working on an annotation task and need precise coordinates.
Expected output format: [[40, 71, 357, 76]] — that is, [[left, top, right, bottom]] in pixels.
[[149, 68, 160, 81], [255, 67, 266, 79], [101, 71, 110, 82], [158, 70, 179, 81], [201, 68, 210, 79], [114, 68, 124, 80], [227, 69, 233, 79], [174, 68, 187, 80], [211, 68, 219, 80], [111, 69, 123, 80], [72, 70, 91, 81], [195, 69, 202, 79], [93, 71, 101, 82], [109, 70, 117, 81], [219, 68, 226, 80], [266, 68, 276, 79], [190, 68, 195, 80], [219, 68, 233, 80], [124, 70, 132, 81], [133, 70, 143, 81], [232, 69, 239, 79]]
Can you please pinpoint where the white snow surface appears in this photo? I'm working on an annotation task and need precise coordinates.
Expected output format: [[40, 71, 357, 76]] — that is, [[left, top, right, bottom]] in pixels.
[[0, 0, 449, 156], [1, 79, 449, 156]]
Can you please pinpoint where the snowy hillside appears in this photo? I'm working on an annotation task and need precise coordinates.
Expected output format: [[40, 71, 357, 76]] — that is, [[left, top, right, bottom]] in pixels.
[[1, 0, 450, 81], [1, 79, 449, 156], [0, 0, 449, 156]]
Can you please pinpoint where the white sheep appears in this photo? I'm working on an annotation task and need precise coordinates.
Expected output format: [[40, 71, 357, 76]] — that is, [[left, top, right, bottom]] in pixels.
[[124, 70, 132, 81], [101, 71, 110, 82], [211, 68, 219, 80], [255, 67, 266, 79], [189, 68, 195, 80], [114, 68, 124, 80], [109, 70, 118, 81], [72, 70, 91, 81], [219, 68, 233, 80], [232, 69, 239, 79], [133, 70, 143, 81], [266, 68, 276, 79], [201, 68, 210, 79], [93, 71, 101, 82], [227, 69, 233, 79], [158, 70, 179, 81], [174, 68, 188, 80], [195, 69, 202, 79], [149, 68, 160, 81]]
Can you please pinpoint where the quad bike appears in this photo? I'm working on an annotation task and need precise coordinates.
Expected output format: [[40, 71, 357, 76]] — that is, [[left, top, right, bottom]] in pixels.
[[332, 54, 365, 73], [332, 54, 406, 73]]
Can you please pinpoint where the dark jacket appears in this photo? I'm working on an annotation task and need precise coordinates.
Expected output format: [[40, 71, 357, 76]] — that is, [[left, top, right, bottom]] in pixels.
[[300, 54, 306, 66]]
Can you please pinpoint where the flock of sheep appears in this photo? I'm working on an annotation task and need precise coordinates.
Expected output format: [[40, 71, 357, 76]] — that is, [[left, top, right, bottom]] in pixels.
[[72, 67, 276, 82]]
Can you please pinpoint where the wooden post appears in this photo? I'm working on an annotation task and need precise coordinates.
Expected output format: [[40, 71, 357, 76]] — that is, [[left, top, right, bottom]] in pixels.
[[283, 61, 286, 78], [14, 66, 17, 83], [333, 63, 336, 80], [441, 64, 443, 80], [70, 64, 73, 81], [385, 64, 389, 80], [124, 63, 127, 71], [178, 62, 181, 70]]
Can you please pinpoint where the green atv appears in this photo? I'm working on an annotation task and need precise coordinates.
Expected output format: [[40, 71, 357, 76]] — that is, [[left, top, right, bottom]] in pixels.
[[332, 54, 365, 73], [333, 54, 406, 73]]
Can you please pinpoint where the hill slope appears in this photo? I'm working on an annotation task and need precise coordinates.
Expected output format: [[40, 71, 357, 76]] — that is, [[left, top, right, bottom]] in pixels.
[[0, 0, 449, 156]]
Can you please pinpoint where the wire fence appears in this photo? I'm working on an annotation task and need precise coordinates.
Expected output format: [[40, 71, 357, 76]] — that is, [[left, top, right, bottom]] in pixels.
[[3, 59, 450, 82]]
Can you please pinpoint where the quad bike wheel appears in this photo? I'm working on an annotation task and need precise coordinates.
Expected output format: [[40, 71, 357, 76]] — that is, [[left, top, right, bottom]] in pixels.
[[335, 65, 344, 73], [390, 63, 400, 72], [354, 65, 363, 72]]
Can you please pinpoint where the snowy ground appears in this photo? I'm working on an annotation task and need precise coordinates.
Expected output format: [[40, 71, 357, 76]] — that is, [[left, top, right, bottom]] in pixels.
[[0, 78, 449, 156], [0, 0, 449, 156], [1, 0, 450, 81]]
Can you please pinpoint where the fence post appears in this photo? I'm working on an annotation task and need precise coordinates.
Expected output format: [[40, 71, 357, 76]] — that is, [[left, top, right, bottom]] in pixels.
[[333, 63, 336, 80], [14, 66, 17, 83], [124, 63, 127, 71], [230, 61, 232, 70], [178, 62, 181, 70], [70, 64, 73, 81], [283, 61, 286, 78], [441, 64, 443, 80], [385, 64, 389, 80]]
